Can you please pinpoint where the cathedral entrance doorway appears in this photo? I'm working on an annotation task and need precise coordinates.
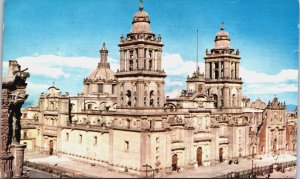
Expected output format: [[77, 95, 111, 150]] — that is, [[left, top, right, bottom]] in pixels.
[[197, 147, 203, 166], [49, 140, 53, 155], [172, 154, 178, 171], [219, 148, 223, 163]]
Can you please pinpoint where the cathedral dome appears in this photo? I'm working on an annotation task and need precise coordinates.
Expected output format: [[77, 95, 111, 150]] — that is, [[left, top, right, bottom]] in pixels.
[[130, 1, 151, 33], [86, 43, 115, 82], [87, 67, 115, 81]]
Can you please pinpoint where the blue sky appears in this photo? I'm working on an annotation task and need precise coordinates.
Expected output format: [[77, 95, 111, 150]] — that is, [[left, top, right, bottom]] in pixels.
[[2, 0, 298, 109]]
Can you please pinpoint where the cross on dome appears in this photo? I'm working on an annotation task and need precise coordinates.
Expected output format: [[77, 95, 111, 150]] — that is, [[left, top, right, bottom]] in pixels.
[[139, 0, 143, 11]]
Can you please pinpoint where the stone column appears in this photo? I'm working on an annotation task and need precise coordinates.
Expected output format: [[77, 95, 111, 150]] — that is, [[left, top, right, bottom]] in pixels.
[[224, 60, 229, 78], [212, 62, 215, 79], [165, 130, 172, 174], [160, 82, 165, 107], [126, 50, 130, 71], [219, 61, 221, 79], [120, 50, 125, 71], [133, 49, 138, 70], [108, 129, 114, 171], [157, 49, 162, 71], [233, 63, 236, 79], [138, 46, 144, 70], [224, 84, 229, 108], [145, 49, 149, 70], [210, 128, 219, 165], [137, 80, 144, 107], [205, 62, 210, 79], [227, 126, 234, 159], [10, 144, 26, 178], [150, 51, 154, 71], [236, 62, 240, 79], [184, 129, 194, 168]]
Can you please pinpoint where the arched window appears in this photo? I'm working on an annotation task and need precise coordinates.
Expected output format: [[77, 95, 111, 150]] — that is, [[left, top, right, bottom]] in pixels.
[[232, 94, 236, 107], [150, 90, 154, 106], [157, 98, 160, 106], [144, 97, 147, 106], [213, 94, 218, 108], [129, 60, 133, 71], [126, 90, 132, 106], [149, 60, 153, 70]]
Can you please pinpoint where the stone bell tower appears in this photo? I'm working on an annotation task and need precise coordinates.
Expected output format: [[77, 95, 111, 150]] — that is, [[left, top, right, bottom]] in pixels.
[[115, 0, 166, 109], [204, 23, 243, 110]]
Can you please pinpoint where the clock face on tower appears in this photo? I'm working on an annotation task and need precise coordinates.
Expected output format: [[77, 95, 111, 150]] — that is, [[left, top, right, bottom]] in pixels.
[[198, 84, 203, 92]]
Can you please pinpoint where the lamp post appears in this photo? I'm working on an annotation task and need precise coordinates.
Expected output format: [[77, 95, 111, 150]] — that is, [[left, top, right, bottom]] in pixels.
[[251, 149, 255, 178]]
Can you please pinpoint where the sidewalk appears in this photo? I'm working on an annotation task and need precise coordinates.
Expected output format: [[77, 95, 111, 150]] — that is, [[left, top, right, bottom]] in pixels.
[[25, 151, 135, 178], [163, 154, 297, 178], [25, 150, 296, 178]]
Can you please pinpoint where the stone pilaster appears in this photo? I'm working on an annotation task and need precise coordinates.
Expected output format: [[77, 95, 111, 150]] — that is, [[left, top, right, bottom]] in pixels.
[[205, 62, 210, 79], [157, 49, 162, 71], [120, 50, 125, 71], [10, 144, 26, 178], [236, 62, 240, 79]]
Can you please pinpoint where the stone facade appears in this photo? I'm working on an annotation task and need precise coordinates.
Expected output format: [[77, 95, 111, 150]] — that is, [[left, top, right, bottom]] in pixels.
[[20, 1, 296, 177]]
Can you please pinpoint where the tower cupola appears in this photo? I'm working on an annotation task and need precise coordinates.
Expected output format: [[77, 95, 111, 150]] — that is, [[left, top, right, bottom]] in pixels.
[[214, 22, 231, 49]]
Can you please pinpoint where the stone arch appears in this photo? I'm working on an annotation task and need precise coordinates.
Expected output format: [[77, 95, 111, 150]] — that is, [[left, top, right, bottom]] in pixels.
[[49, 140, 54, 155], [126, 90, 132, 106], [197, 147, 203, 166], [172, 154, 178, 171], [129, 60, 133, 71], [213, 94, 218, 108], [150, 90, 154, 106], [219, 148, 223, 162]]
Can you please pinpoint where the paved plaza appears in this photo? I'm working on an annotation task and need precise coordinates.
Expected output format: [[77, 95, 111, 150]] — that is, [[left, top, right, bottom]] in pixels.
[[25, 150, 296, 178]]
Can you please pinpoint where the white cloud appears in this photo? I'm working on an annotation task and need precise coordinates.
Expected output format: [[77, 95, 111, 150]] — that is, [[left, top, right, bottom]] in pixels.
[[3, 53, 297, 104], [166, 80, 186, 87], [240, 67, 298, 83], [27, 82, 50, 91], [10, 55, 118, 79], [245, 83, 298, 94], [165, 89, 182, 98], [162, 53, 205, 76]]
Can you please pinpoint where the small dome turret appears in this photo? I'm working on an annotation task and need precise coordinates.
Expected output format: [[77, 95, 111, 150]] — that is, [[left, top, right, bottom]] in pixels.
[[214, 22, 231, 49], [131, 0, 152, 33]]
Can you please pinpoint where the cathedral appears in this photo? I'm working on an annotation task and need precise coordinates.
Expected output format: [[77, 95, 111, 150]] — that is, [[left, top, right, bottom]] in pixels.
[[20, 1, 296, 177]]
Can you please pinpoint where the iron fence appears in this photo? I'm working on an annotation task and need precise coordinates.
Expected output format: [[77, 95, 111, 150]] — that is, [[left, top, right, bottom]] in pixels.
[[215, 160, 296, 178]]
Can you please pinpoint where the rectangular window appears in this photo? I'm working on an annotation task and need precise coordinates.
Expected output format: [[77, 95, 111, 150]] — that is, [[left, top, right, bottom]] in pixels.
[[66, 133, 69, 141], [87, 104, 93, 110], [79, 134, 82, 143], [94, 136, 97, 146], [124, 141, 129, 151], [24, 131, 27, 139], [98, 84, 103, 93], [112, 84, 116, 94]]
